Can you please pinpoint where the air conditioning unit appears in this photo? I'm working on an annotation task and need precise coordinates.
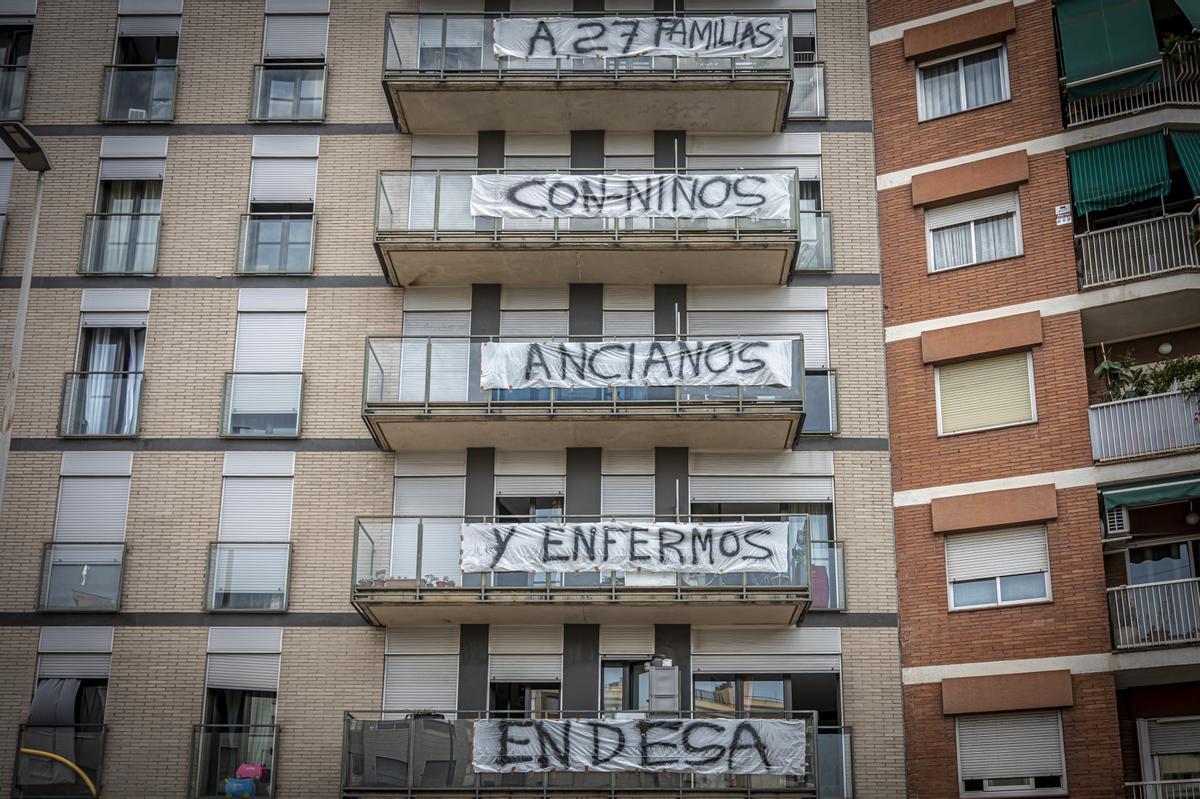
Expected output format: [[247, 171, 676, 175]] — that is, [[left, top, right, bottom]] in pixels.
[[1104, 506, 1130, 537]]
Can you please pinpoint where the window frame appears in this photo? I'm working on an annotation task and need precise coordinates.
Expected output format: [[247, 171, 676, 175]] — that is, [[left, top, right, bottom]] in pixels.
[[925, 190, 1023, 273], [955, 710, 1067, 797], [934, 350, 1037, 437], [943, 526, 1053, 613], [916, 42, 1011, 122]]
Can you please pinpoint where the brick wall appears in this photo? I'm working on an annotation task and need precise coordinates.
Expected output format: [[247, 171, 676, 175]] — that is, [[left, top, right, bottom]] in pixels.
[[817, 0, 874, 121], [833, 451, 897, 613], [822, 132, 881, 275], [841, 627, 906, 799]]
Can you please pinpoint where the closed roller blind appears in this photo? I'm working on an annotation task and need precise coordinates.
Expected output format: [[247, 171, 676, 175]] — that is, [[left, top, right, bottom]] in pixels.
[[604, 155, 654, 170], [394, 451, 467, 477], [494, 475, 565, 496], [693, 626, 840, 654], [689, 475, 833, 502], [117, 14, 181, 35], [926, 192, 1018, 230], [501, 286, 570, 310], [394, 476, 465, 516], [494, 450, 565, 474], [1147, 718, 1200, 755], [687, 310, 826, 369], [263, 14, 329, 59], [690, 450, 833, 476], [602, 450, 654, 474], [599, 625, 654, 656], [38, 654, 112, 679], [55, 477, 130, 542], [99, 159, 165, 180], [956, 711, 1063, 781], [500, 310, 570, 337], [0, 159, 12, 211], [384, 654, 459, 712], [491, 653, 562, 681], [238, 287, 308, 312], [80, 312, 148, 328], [393, 477, 464, 580], [250, 159, 318, 204], [692, 654, 840, 673], [490, 625, 563, 653], [234, 313, 306, 371], [945, 525, 1049, 582], [223, 451, 295, 477], [409, 157, 476, 232], [403, 286, 473, 312], [400, 312, 470, 403], [386, 625, 461, 654], [219, 477, 293, 541], [603, 311, 654, 336], [603, 285, 654, 310], [206, 654, 281, 692], [687, 286, 826, 312], [208, 627, 283, 654], [601, 475, 654, 518], [791, 11, 816, 36], [40, 627, 115, 653], [937, 352, 1034, 435]]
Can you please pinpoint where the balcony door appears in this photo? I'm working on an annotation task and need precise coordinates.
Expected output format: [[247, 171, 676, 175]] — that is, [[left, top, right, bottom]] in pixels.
[[74, 323, 145, 437], [0, 22, 30, 117], [94, 178, 162, 274], [110, 22, 178, 121], [201, 687, 278, 796], [21, 676, 107, 790]]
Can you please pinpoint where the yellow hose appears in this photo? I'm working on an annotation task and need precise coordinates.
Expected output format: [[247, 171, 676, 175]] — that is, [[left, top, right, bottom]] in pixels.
[[18, 748, 98, 798]]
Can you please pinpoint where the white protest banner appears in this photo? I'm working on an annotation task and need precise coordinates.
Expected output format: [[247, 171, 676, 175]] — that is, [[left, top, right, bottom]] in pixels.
[[479, 340, 793, 390], [461, 521, 795, 574], [493, 16, 787, 60], [470, 173, 792, 220], [473, 717, 808, 775]]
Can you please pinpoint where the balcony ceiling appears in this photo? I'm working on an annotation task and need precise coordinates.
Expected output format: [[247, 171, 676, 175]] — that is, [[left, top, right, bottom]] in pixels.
[[1081, 276, 1200, 346]]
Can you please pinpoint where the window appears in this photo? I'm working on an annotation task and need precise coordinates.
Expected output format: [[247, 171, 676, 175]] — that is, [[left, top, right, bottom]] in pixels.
[[693, 675, 789, 717], [956, 711, 1065, 795], [84, 139, 167, 275], [254, 0, 328, 121], [945, 525, 1051, 610], [918, 44, 1010, 121], [102, 12, 180, 122], [240, 136, 318, 274], [1145, 717, 1200, 781], [0, 20, 31, 119], [602, 661, 651, 714], [65, 317, 146, 437], [935, 351, 1035, 435], [225, 292, 306, 437], [211, 453, 294, 611], [925, 192, 1022, 272]]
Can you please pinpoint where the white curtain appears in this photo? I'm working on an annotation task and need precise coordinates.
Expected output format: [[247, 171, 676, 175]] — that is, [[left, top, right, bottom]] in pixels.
[[974, 213, 1016, 262], [82, 328, 144, 435], [929, 220, 973, 271], [920, 60, 961, 118], [962, 49, 1004, 109]]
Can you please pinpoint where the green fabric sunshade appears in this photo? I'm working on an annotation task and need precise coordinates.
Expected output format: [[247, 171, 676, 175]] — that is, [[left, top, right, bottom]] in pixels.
[[1175, 0, 1200, 28], [1171, 130, 1200, 196], [1056, 0, 1162, 98], [1102, 476, 1200, 509], [1069, 132, 1171, 215]]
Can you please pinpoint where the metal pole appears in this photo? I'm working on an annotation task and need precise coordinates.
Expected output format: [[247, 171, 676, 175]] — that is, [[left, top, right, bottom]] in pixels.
[[0, 168, 46, 515]]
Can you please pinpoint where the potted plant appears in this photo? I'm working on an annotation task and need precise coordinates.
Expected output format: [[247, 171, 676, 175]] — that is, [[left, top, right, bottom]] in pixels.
[[409, 708, 445, 720]]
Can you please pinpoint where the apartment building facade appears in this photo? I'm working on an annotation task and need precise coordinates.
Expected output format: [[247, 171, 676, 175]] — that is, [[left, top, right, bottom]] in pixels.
[[0, 1, 901, 798], [868, 0, 1200, 796]]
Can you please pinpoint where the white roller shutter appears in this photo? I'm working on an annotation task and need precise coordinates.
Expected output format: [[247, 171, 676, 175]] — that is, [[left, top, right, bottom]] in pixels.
[[936, 352, 1035, 435], [602, 450, 654, 474], [945, 525, 1049, 582], [1147, 718, 1200, 755], [604, 155, 654, 170], [689, 476, 833, 502], [791, 11, 816, 36], [400, 311, 470, 403], [394, 451, 467, 477], [393, 477, 464, 580], [116, 14, 181, 35], [490, 625, 563, 653], [409, 157, 476, 232], [118, 0, 182, 12], [693, 654, 840, 672], [687, 286, 826, 311], [495, 451, 566, 497], [0, 159, 12, 213], [690, 450, 832, 476], [80, 288, 152, 312], [266, 0, 329, 11], [494, 475, 565, 496], [61, 451, 134, 477], [403, 286, 473, 312], [386, 626, 461, 654], [238, 287, 308, 312], [80, 312, 149, 328], [687, 310, 827, 369], [956, 711, 1064, 782], [250, 158, 318, 205], [604, 311, 654, 336], [99, 158, 165, 180], [603, 285, 654, 310], [219, 477, 293, 541], [925, 192, 1018, 230], [692, 626, 840, 673], [394, 477, 465, 516], [206, 654, 281, 692], [500, 311, 570, 337], [599, 625, 654, 656], [234, 313, 306, 371], [38, 627, 114, 679], [501, 286, 569, 310], [262, 14, 329, 59], [490, 654, 562, 681], [384, 654, 460, 712], [54, 477, 130, 542], [208, 627, 283, 653], [38, 654, 112, 679], [223, 451, 295, 477], [601, 475, 653, 519]]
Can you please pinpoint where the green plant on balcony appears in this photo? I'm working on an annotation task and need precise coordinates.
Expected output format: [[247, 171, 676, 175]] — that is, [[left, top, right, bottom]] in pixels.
[[1162, 32, 1200, 63], [1096, 348, 1200, 400]]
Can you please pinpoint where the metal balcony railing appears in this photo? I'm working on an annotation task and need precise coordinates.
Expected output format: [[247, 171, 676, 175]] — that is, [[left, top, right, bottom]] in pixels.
[[1088, 391, 1200, 461], [59, 371, 143, 438], [342, 709, 821, 795], [1076, 206, 1199, 289], [790, 62, 826, 118], [249, 63, 327, 122], [1126, 780, 1200, 799], [1109, 577, 1200, 649], [220, 372, 303, 438], [375, 168, 833, 272], [353, 513, 817, 600], [1064, 41, 1200, 126], [363, 334, 805, 419], [205, 542, 292, 612], [235, 213, 315, 274], [38, 542, 125, 612], [188, 724, 278, 799], [13, 723, 106, 799], [383, 12, 794, 82], [99, 64, 177, 122], [78, 213, 161, 275], [0, 64, 27, 120]]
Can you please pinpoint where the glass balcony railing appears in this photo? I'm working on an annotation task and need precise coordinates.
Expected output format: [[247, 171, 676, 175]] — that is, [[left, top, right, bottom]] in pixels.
[[59, 372, 143, 438], [14, 724, 106, 799], [99, 64, 177, 122], [789, 61, 826, 118], [249, 63, 327, 122], [817, 727, 854, 799], [375, 169, 833, 273], [1088, 391, 1200, 461], [809, 538, 846, 611], [383, 12, 794, 81], [78, 213, 161, 274], [220, 372, 303, 438], [1109, 577, 1200, 649], [188, 725, 278, 799], [342, 710, 819, 794], [38, 542, 125, 612], [206, 542, 292, 611], [1076, 206, 1199, 289], [235, 213, 315, 274], [0, 64, 27, 120]]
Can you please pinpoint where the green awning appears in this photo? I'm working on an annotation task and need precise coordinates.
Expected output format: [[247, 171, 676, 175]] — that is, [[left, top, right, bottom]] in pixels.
[[1056, 0, 1162, 98], [1102, 476, 1200, 509], [1069, 132, 1171, 215], [1171, 130, 1200, 196], [1175, 0, 1200, 29]]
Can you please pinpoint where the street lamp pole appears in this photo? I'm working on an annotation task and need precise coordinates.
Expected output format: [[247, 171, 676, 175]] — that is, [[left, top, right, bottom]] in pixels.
[[0, 122, 51, 516]]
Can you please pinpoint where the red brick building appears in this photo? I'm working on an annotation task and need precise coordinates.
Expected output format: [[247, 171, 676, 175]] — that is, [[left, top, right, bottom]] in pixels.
[[868, 0, 1200, 796]]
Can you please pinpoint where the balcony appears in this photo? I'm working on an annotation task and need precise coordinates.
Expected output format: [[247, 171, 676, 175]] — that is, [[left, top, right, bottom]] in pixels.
[[1088, 391, 1200, 462], [341, 711, 836, 797], [249, 63, 327, 122], [789, 60, 826, 118], [362, 336, 805, 450], [376, 169, 828, 287], [1109, 577, 1200, 650], [382, 13, 795, 133], [78, 213, 161, 275], [1126, 780, 1200, 799], [1077, 206, 1199, 290], [59, 372, 143, 438], [13, 724, 105, 799], [352, 514, 813, 626], [0, 64, 27, 120], [220, 372, 303, 438], [235, 213, 315, 274], [188, 724, 278, 799], [37, 542, 125, 612], [1065, 41, 1200, 127], [205, 542, 292, 611], [99, 65, 177, 123]]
